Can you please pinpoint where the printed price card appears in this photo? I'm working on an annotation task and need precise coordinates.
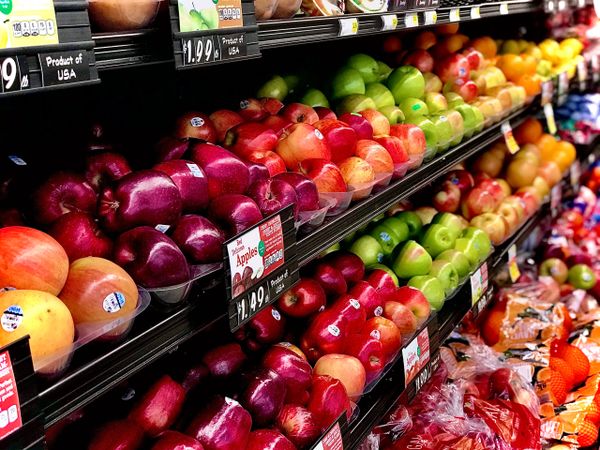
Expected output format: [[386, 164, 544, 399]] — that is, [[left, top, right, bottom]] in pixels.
[[404, 13, 419, 27], [0, 350, 21, 440], [424, 10, 437, 25], [403, 328, 430, 387], [470, 6, 481, 19], [339, 18, 358, 36], [449, 8, 461, 21], [381, 14, 398, 31], [470, 263, 488, 305], [501, 121, 520, 154], [544, 103, 557, 135], [508, 245, 520, 283], [178, 0, 243, 31]]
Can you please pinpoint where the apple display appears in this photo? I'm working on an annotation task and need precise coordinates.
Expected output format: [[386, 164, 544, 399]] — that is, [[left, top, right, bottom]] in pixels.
[[350, 235, 385, 267], [461, 227, 492, 261], [349, 280, 383, 318], [281, 103, 319, 125], [433, 180, 461, 213], [174, 112, 217, 143], [436, 249, 470, 278], [238, 98, 269, 121], [245, 429, 296, 450], [344, 333, 385, 379], [402, 50, 434, 73], [314, 119, 357, 163], [435, 54, 470, 83], [386, 65, 426, 104], [299, 158, 347, 193], [366, 268, 398, 302], [171, 214, 226, 264], [419, 224, 454, 257], [461, 187, 496, 220], [273, 172, 320, 212], [241, 368, 286, 426], [359, 110, 391, 137], [263, 345, 313, 404], [378, 106, 405, 125], [308, 374, 352, 431], [539, 258, 569, 284], [315, 107, 337, 120], [301, 88, 330, 108], [338, 156, 375, 189], [365, 83, 395, 109], [393, 285, 431, 323], [248, 178, 298, 218], [338, 113, 374, 140], [348, 53, 381, 83], [312, 262, 348, 296], [361, 316, 401, 359], [331, 67, 366, 100], [355, 139, 394, 174], [394, 211, 423, 238], [399, 98, 429, 121], [329, 294, 367, 333], [223, 122, 278, 158], [300, 309, 349, 361], [326, 251, 365, 283], [155, 136, 193, 162], [336, 94, 377, 115], [368, 222, 401, 256], [404, 116, 437, 151]]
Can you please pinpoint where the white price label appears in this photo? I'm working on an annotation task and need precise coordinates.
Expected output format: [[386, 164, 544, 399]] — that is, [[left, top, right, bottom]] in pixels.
[[558, 71, 569, 95], [558, 0, 566, 9], [579, 0, 586, 7], [577, 60, 588, 83], [470, 6, 481, 18], [339, 18, 358, 36], [544, 103, 557, 135], [501, 121, 520, 154], [424, 10, 437, 25], [404, 13, 419, 27], [381, 14, 398, 31], [548, 0, 555, 10], [449, 8, 461, 21], [500, 2, 509, 14], [470, 263, 488, 305]]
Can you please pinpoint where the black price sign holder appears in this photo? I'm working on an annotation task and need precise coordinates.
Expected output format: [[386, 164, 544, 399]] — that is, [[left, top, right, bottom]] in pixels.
[[0, 336, 45, 449], [169, 0, 260, 70], [223, 205, 299, 332], [0, 0, 99, 97]]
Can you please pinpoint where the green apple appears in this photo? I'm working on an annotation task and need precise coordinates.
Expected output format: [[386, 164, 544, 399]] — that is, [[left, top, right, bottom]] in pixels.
[[379, 105, 405, 124], [394, 211, 423, 238], [431, 213, 464, 241], [407, 275, 445, 310], [429, 260, 459, 295], [453, 238, 480, 267], [347, 53, 380, 83], [350, 235, 385, 266], [419, 224, 454, 258], [365, 83, 395, 109], [377, 61, 393, 82], [436, 249, 471, 278], [399, 98, 429, 120], [336, 95, 377, 115], [301, 88, 330, 108], [283, 74, 301, 94], [257, 75, 288, 101], [331, 67, 365, 100], [453, 104, 478, 139], [444, 92, 464, 108], [319, 243, 341, 258], [446, 109, 465, 146], [568, 264, 597, 290], [386, 65, 425, 104], [368, 263, 399, 286], [405, 116, 438, 151], [391, 240, 432, 279], [430, 114, 454, 153], [368, 223, 401, 256], [461, 227, 492, 262], [424, 72, 443, 93], [472, 106, 485, 133], [425, 92, 448, 114], [382, 217, 410, 243]]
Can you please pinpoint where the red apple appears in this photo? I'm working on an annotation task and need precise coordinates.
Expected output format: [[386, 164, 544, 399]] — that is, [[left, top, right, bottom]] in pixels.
[[355, 140, 394, 174], [300, 309, 349, 361], [470, 212, 508, 245], [154, 159, 209, 212], [402, 50, 434, 73], [33, 172, 97, 225], [190, 143, 250, 200], [313, 354, 366, 401], [298, 159, 346, 193], [478, 178, 506, 207], [202, 342, 247, 378], [443, 169, 474, 194], [262, 115, 294, 137], [307, 375, 351, 431], [312, 262, 347, 296], [344, 333, 385, 379], [89, 419, 144, 450], [383, 301, 417, 336], [366, 269, 397, 303], [273, 172, 320, 212], [339, 113, 374, 140], [246, 429, 296, 450], [435, 54, 470, 83], [393, 286, 431, 323], [373, 136, 409, 166], [359, 110, 391, 137], [209, 194, 262, 237], [349, 280, 383, 318], [85, 152, 132, 191], [129, 375, 186, 437], [210, 109, 245, 143], [278, 278, 326, 318], [276, 124, 331, 170], [155, 136, 192, 162], [433, 180, 461, 213], [497, 201, 520, 231], [514, 189, 540, 216], [114, 226, 190, 288], [276, 405, 321, 449], [315, 107, 337, 120], [281, 103, 319, 125], [448, 79, 478, 102], [245, 160, 270, 186], [262, 345, 313, 405], [362, 317, 402, 359], [261, 97, 285, 115], [241, 368, 286, 426], [181, 363, 210, 392], [338, 157, 374, 189], [238, 98, 269, 121], [461, 187, 496, 220], [247, 178, 298, 218], [245, 305, 286, 345], [245, 150, 287, 177], [329, 294, 367, 334], [314, 119, 357, 163], [326, 251, 365, 283], [186, 396, 252, 450], [175, 112, 217, 143], [462, 47, 483, 71], [171, 214, 225, 264], [49, 212, 113, 261], [224, 122, 278, 158], [151, 431, 204, 450], [389, 124, 426, 157]]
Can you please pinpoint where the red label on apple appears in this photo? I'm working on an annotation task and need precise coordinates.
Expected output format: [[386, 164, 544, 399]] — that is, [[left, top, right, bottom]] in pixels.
[[402, 328, 430, 388], [0, 350, 22, 440], [313, 420, 343, 450]]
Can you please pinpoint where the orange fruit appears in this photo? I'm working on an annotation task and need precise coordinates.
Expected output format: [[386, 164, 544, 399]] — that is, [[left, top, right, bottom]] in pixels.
[[414, 31, 436, 50], [549, 369, 568, 405], [471, 36, 497, 59], [586, 401, 600, 425], [436, 23, 459, 35], [578, 419, 599, 447], [550, 357, 575, 390], [537, 133, 559, 162], [562, 345, 591, 386], [555, 141, 577, 167], [517, 73, 541, 96], [497, 54, 525, 82], [481, 307, 505, 346], [521, 54, 537, 75], [514, 117, 543, 144]]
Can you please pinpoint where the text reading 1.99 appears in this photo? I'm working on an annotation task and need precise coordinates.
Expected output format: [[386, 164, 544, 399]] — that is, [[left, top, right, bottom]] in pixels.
[[183, 36, 220, 65], [0, 57, 26, 92]]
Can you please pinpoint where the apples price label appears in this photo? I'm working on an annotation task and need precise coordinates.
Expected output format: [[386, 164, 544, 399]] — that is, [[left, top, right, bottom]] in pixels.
[[381, 14, 398, 31], [338, 18, 358, 36], [470, 6, 481, 19], [470, 262, 488, 306], [501, 122, 520, 154], [413, 352, 439, 397], [402, 328, 430, 388], [508, 245, 520, 283], [424, 10, 437, 25], [404, 13, 419, 28], [449, 8, 461, 22], [544, 103, 557, 135]]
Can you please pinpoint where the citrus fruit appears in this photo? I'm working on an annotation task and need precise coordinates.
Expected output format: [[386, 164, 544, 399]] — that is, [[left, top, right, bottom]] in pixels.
[[514, 117, 543, 144]]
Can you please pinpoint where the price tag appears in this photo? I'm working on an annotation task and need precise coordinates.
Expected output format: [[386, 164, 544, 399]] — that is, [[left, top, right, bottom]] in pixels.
[[470, 6, 481, 19], [183, 36, 220, 65], [381, 14, 398, 31], [413, 353, 439, 396], [558, 71, 569, 95], [404, 13, 419, 27], [558, 0, 566, 9], [312, 414, 346, 450], [449, 8, 461, 22], [501, 121, 520, 154], [547, 0, 555, 11], [403, 328, 430, 388], [571, 160, 581, 191], [470, 262, 488, 306], [541, 80, 554, 105], [508, 245, 520, 283], [551, 183, 562, 217], [339, 18, 358, 36], [544, 103, 557, 135], [225, 206, 298, 331], [39, 50, 91, 87], [178, 0, 243, 31], [577, 60, 588, 90], [500, 2, 509, 14], [475, 288, 493, 316], [424, 10, 437, 25]]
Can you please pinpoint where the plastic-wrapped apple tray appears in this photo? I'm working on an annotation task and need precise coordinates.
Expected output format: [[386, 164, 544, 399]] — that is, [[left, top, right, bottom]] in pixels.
[[146, 262, 223, 305]]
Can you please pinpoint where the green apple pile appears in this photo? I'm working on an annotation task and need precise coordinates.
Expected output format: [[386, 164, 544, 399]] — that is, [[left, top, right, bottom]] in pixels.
[[347, 210, 491, 310]]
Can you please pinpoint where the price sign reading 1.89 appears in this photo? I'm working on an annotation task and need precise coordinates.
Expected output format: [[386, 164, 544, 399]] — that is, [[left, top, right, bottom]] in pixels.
[[183, 36, 221, 65]]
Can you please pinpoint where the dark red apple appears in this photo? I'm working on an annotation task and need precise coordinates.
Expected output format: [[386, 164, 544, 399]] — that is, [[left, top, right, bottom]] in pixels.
[[202, 343, 247, 378], [373, 136, 409, 165], [33, 172, 97, 225], [261, 98, 285, 115], [154, 160, 209, 212], [315, 107, 337, 120], [263, 115, 294, 137], [278, 278, 326, 318], [85, 152, 132, 191], [241, 368, 287, 426], [276, 404, 321, 449], [281, 103, 319, 125], [181, 363, 210, 393], [238, 98, 268, 121], [262, 345, 313, 405], [224, 122, 278, 158], [300, 309, 349, 362], [49, 212, 113, 261], [338, 113, 374, 140], [298, 159, 347, 194], [245, 305, 286, 345], [171, 214, 225, 264], [245, 160, 270, 186], [329, 294, 367, 334], [325, 251, 365, 283], [209, 194, 262, 237], [155, 136, 192, 162], [114, 226, 190, 288], [128, 375, 186, 437], [344, 333, 385, 379], [190, 143, 250, 200], [210, 109, 245, 143], [89, 419, 144, 450], [273, 172, 320, 212], [314, 119, 358, 163], [99, 170, 182, 233], [312, 263, 347, 296], [366, 269, 397, 303], [349, 281, 383, 318], [186, 396, 252, 450], [175, 112, 217, 143], [246, 429, 296, 450], [245, 150, 287, 177], [307, 375, 351, 432], [151, 431, 204, 450], [432, 181, 461, 213], [401, 49, 434, 72], [247, 178, 298, 218]]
